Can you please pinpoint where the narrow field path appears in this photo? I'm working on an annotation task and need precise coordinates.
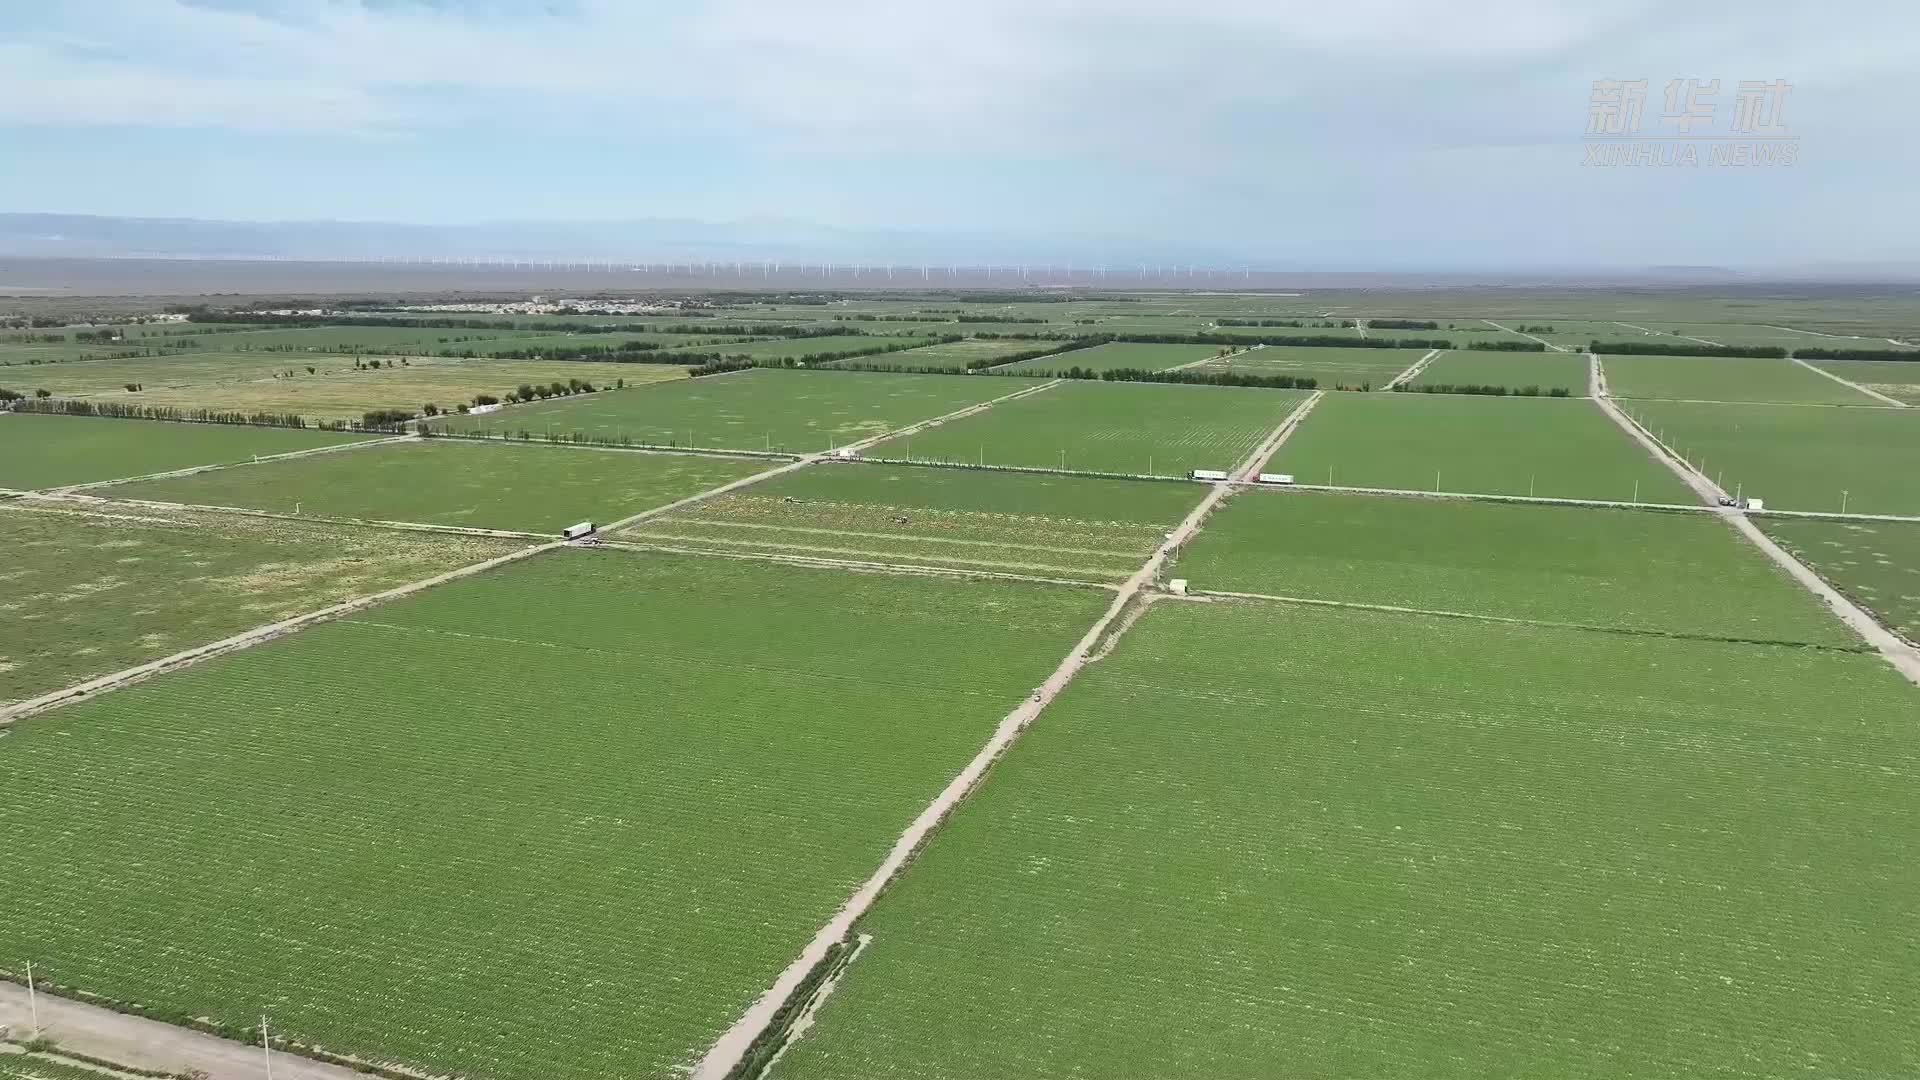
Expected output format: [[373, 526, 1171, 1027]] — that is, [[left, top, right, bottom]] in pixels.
[[1768, 324, 1851, 339], [688, 390, 1327, 1080], [594, 539, 1123, 591], [601, 380, 1062, 533], [0, 983, 364, 1080], [1482, 319, 1567, 352], [19, 491, 552, 541], [1592, 388, 1920, 686], [1613, 320, 1657, 335], [1186, 589, 1868, 652], [1790, 355, 1907, 406], [1587, 352, 1608, 398], [1385, 349, 1443, 390], [50, 433, 415, 494], [1353, 319, 1367, 339]]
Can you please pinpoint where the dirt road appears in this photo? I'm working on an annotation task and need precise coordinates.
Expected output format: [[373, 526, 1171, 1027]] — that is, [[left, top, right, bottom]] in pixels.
[[1789, 355, 1907, 406], [687, 390, 1326, 1080], [1385, 349, 1443, 390], [1592, 386, 1920, 686], [0, 983, 363, 1080]]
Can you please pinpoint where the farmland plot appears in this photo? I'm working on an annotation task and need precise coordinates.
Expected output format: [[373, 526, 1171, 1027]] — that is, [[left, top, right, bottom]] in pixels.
[[112, 439, 767, 534], [1174, 490, 1856, 645], [867, 380, 1304, 477], [1761, 517, 1920, 643], [995, 341, 1217, 374], [619, 462, 1201, 581], [836, 337, 1056, 370], [675, 335, 924, 361], [0, 501, 523, 705], [28, 354, 686, 421], [1622, 400, 1920, 514], [773, 599, 1920, 1080], [0, 550, 1110, 1080], [1603, 354, 1881, 405], [1412, 349, 1586, 392], [0, 413, 375, 490], [1190, 345, 1420, 388], [1809, 359, 1920, 404], [1270, 393, 1692, 503], [429, 368, 1015, 452]]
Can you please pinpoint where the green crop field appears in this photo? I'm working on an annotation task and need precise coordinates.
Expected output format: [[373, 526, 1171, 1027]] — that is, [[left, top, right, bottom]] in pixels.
[[619, 462, 1201, 581], [1762, 517, 1920, 643], [1271, 393, 1693, 502], [771, 599, 1920, 1080], [0, 501, 523, 705], [0, 1053, 125, 1080], [1602, 354, 1882, 405], [867, 381, 1303, 477], [111, 439, 767, 533], [0, 549, 1111, 1080], [0, 414, 375, 490], [1191, 345, 1423, 388], [429, 368, 1012, 453], [679, 335, 921, 360], [1621, 400, 1920, 514], [995, 341, 1218, 374], [836, 337, 1051, 370], [1527, 319, 1661, 350], [1413, 349, 1586, 392], [1174, 490, 1855, 645], [14, 354, 687, 421], [1810, 360, 1920, 404]]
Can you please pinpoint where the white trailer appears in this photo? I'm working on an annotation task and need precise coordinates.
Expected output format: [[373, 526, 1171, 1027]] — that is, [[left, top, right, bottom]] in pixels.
[[1256, 472, 1295, 485], [1190, 469, 1230, 481], [1743, 498, 1765, 511], [561, 521, 597, 540]]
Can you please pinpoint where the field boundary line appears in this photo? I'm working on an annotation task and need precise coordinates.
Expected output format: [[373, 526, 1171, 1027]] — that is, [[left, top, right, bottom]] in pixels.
[[687, 391, 1323, 1080], [1385, 348, 1444, 390], [594, 539, 1122, 591], [45, 433, 415, 494], [1237, 478, 1711, 515], [1166, 343, 1254, 372], [601, 380, 1065, 533], [1598, 394, 1906, 410], [1788, 355, 1908, 407], [0, 540, 562, 727], [0, 983, 368, 1080], [16, 491, 553, 541], [1187, 589, 1871, 652], [1483, 319, 1567, 352], [421, 432, 795, 462], [1593, 388, 1920, 686]]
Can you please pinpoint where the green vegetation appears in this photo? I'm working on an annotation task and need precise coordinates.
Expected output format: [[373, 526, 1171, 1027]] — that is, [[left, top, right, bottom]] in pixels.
[[1413, 349, 1585, 392], [1191, 345, 1421, 388], [619, 463, 1202, 581], [0, 1053, 133, 1080], [1603, 354, 1881, 405], [1271, 393, 1693, 502], [0, 501, 523, 704], [1175, 491, 1855, 644], [678, 334, 917, 361], [1762, 517, 1920, 643], [1622, 400, 1920, 514], [0, 549, 1110, 1080], [773, 599, 1920, 1080], [112, 440, 766, 533], [0, 413, 374, 490], [839, 337, 1052, 370], [11, 354, 686, 421], [1810, 359, 1920, 404], [430, 368, 1012, 452], [995, 341, 1217, 374], [868, 381, 1303, 477]]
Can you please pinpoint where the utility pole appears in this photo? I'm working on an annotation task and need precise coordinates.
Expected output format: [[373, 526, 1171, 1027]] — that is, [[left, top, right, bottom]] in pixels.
[[262, 1015, 274, 1080], [25, 960, 38, 1039]]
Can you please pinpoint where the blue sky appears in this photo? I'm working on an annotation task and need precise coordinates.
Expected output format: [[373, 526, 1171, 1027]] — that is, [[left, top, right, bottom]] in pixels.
[[2, 0, 1915, 269]]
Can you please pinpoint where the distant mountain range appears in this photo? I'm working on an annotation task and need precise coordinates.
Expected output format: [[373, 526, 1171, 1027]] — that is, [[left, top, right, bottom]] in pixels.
[[0, 212, 1239, 269]]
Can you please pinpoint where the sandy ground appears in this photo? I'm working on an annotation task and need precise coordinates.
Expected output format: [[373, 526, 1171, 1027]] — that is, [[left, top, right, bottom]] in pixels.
[[688, 390, 1327, 1080], [0, 983, 364, 1080]]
